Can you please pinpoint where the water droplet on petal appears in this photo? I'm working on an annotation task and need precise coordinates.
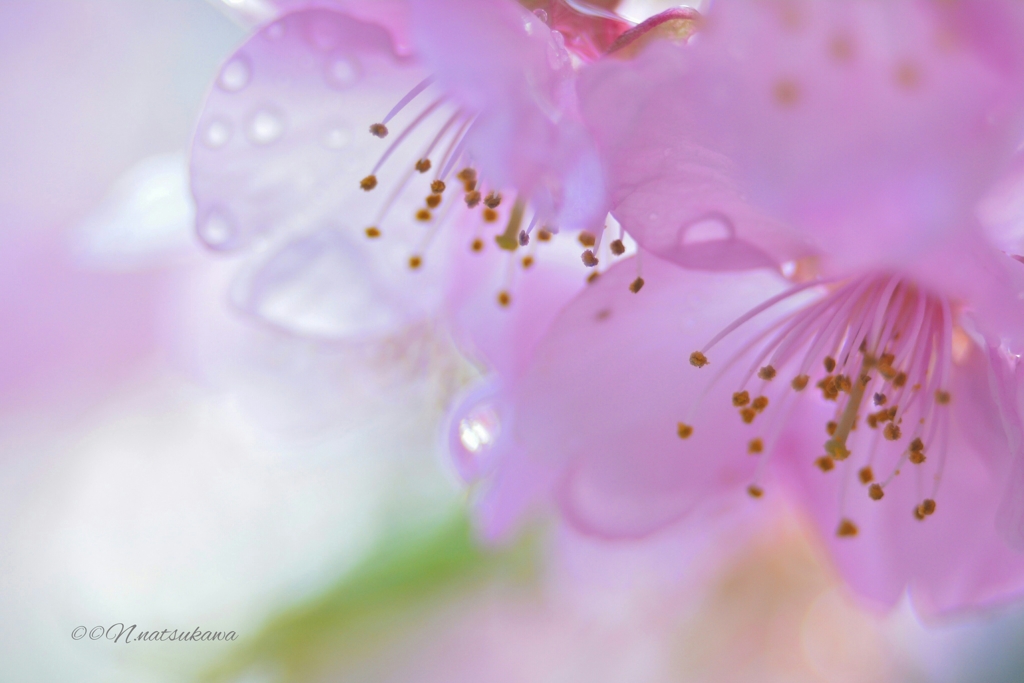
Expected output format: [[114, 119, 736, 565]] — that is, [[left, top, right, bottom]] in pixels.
[[458, 404, 500, 454], [533, 8, 549, 24], [322, 124, 352, 150], [202, 119, 232, 149], [218, 55, 252, 92], [265, 20, 285, 40], [198, 209, 236, 248], [306, 21, 342, 51], [325, 55, 360, 89], [246, 109, 285, 145]]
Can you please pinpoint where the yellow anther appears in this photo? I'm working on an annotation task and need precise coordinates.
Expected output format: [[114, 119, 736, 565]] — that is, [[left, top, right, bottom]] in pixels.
[[883, 423, 901, 441], [426, 194, 441, 208], [537, 229, 553, 242], [858, 466, 874, 484], [581, 250, 599, 267], [816, 456, 835, 472], [416, 209, 432, 222], [732, 391, 751, 407], [360, 175, 378, 191], [408, 255, 422, 269], [909, 450, 926, 465], [751, 396, 769, 412], [791, 375, 809, 391], [578, 231, 597, 247], [689, 351, 708, 368], [836, 519, 859, 538], [893, 372, 907, 388], [773, 79, 801, 107], [470, 238, 484, 252], [587, 271, 600, 284], [873, 392, 887, 406], [364, 226, 381, 238], [430, 180, 446, 194], [677, 422, 693, 439], [866, 414, 878, 429], [457, 168, 477, 183], [740, 408, 756, 424], [747, 484, 764, 498], [895, 60, 922, 90], [465, 191, 482, 208], [483, 208, 499, 223], [521, 255, 534, 269], [914, 505, 926, 521], [910, 437, 924, 452], [610, 239, 626, 255], [824, 439, 850, 460], [748, 438, 764, 454], [497, 290, 511, 307], [629, 277, 645, 293], [868, 483, 884, 501], [826, 421, 837, 436], [819, 376, 839, 401], [824, 356, 836, 373], [758, 365, 777, 381], [935, 390, 951, 405], [415, 158, 431, 173], [921, 499, 936, 515], [836, 375, 852, 393], [484, 192, 502, 209], [859, 373, 872, 387], [369, 123, 388, 138]]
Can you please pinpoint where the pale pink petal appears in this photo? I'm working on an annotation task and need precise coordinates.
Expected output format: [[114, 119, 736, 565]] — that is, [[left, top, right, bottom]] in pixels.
[[978, 153, 1024, 255], [581, 0, 1024, 275], [504, 255, 808, 537], [409, 0, 607, 231], [190, 8, 427, 252], [445, 234, 588, 380], [578, 42, 810, 270], [889, 227, 1024, 353], [446, 378, 561, 541]]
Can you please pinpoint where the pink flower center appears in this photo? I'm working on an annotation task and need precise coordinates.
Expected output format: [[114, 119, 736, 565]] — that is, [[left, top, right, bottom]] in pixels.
[[685, 273, 956, 537], [355, 77, 574, 307]]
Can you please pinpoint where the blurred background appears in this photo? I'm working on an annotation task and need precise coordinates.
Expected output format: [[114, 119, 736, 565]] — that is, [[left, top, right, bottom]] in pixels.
[[4, 1, 1024, 681]]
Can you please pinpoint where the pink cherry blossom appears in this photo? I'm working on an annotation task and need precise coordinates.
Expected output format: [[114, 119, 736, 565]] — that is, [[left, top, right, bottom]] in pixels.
[[449, 0, 1024, 614], [189, 0, 615, 375]]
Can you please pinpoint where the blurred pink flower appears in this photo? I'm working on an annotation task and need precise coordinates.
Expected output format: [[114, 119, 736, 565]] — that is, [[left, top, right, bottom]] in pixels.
[[189, 0, 618, 376], [450, 0, 1024, 614]]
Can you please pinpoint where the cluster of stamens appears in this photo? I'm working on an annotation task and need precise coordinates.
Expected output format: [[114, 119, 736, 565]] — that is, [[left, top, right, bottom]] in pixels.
[[680, 274, 954, 538], [353, 76, 641, 306]]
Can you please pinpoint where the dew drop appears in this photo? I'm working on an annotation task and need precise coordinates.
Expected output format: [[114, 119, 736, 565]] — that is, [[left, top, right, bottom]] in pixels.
[[246, 109, 285, 145], [458, 405, 500, 454], [533, 8, 549, 23], [202, 119, 232, 149], [265, 20, 285, 40], [218, 56, 252, 92], [198, 210, 236, 248], [322, 124, 352, 150], [306, 21, 342, 51], [325, 55, 360, 89]]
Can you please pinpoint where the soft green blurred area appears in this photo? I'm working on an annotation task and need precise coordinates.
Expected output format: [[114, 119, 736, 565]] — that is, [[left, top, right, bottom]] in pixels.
[[204, 513, 538, 683]]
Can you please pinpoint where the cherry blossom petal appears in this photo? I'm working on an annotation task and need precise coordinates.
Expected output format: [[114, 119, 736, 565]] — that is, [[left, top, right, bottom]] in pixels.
[[495, 255, 810, 537]]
